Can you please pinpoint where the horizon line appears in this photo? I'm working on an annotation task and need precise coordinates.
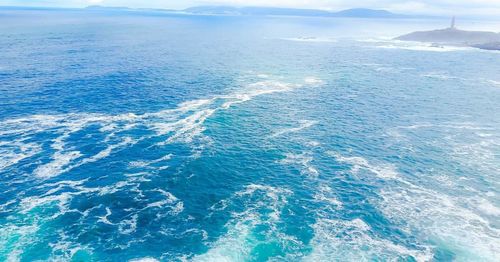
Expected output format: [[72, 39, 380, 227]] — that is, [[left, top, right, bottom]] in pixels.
[[0, 5, 495, 19]]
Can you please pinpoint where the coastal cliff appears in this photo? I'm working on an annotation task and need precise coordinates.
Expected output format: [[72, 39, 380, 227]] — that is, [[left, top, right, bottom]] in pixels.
[[396, 18, 500, 50]]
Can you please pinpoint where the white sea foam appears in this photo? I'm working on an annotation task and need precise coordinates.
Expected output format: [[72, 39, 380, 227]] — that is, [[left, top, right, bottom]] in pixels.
[[305, 218, 432, 261], [421, 72, 456, 80], [129, 258, 159, 262], [1, 76, 316, 176], [382, 119, 500, 259], [146, 189, 184, 215], [476, 198, 500, 216], [129, 154, 173, 169], [279, 152, 319, 177], [48, 231, 93, 261], [34, 151, 82, 178], [34, 136, 136, 179], [304, 77, 325, 85], [379, 44, 472, 52], [0, 224, 39, 262], [19, 192, 73, 214], [278, 37, 337, 43], [97, 207, 114, 225], [256, 74, 270, 78], [118, 214, 138, 234], [305, 140, 320, 147], [368, 39, 474, 52], [0, 141, 41, 171], [328, 151, 398, 179], [324, 149, 500, 259], [488, 80, 500, 86], [313, 185, 343, 208], [379, 183, 500, 261], [194, 184, 294, 261], [271, 120, 318, 138], [1, 76, 324, 259]]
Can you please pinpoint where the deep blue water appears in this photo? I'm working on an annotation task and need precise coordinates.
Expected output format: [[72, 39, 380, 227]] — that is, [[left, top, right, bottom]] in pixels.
[[1, 9, 500, 262]]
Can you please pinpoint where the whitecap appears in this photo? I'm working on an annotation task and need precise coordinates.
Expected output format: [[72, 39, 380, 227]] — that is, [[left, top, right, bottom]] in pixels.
[[313, 185, 343, 208], [118, 214, 138, 235], [370, 39, 474, 52], [278, 37, 337, 43], [305, 218, 432, 261], [34, 151, 82, 178], [129, 258, 159, 262], [0, 76, 317, 181], [97, 207, 114, 225], [305, 140, 320, 147], [328, 151, 398, 179], [488, 80, 500, 86], [279, 152, 319, 177], [304, 77, 324, 85], [271, 120, 318, 138], [378, 183, 500, 261], [193, 184, 294, 262], [0, 141, 41, 171]]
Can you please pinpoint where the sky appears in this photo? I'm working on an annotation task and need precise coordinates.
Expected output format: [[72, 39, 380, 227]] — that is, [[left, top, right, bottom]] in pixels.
[[1, 0, 500, 16]]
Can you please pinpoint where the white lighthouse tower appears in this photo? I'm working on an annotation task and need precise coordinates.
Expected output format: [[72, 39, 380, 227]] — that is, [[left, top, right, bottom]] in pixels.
[[450, 16, 456, 29]]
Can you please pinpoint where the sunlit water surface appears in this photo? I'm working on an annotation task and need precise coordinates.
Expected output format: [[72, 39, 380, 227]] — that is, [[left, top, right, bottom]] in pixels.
[[1, 9, 500, 261]]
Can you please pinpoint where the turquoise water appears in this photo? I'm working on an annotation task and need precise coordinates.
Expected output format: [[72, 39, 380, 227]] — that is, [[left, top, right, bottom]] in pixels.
[[1, 9, 500, 261]]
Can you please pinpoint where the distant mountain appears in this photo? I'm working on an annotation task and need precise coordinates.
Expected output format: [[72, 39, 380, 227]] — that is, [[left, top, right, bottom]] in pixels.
[[0, 5, 425, 19], [85, 5, 176, 13], [182, 6, 412, 18], [333, 8, 402, 18], [85, 5, 131, 11]]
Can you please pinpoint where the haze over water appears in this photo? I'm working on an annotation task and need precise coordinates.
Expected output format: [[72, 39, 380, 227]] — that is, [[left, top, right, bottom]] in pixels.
[[1, 9, 500, 261]]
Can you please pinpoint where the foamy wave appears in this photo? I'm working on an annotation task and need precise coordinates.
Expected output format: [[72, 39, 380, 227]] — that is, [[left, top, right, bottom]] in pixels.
[[146, 189, 184, 215], [304, 140, 320, 147], [328, 152, 398, 179], [379, 182, 500, 261], [313, 185, 342, 208], [305, 218, 432, 261], [278, 37, 337, 43], [363, 39, 476, 52], [323, 149, 500, 259], [118, 214, 138, 234], [0, 141, 41, 171], [129, 258, 159, 262], [271, 120, 318, 138], [381, 120, 500, 260], [1, 76, 321, 179], [0, 224, 40, 262], [488, 80, 500, 86], [361, 39, 473, 52], [97, 207, 114, 225], [279, 152, 319, 177], [378, 43, 472, 52], [421, 72, 456, 80], [34, 151, 82, 178], [194, 184, 295, 261]]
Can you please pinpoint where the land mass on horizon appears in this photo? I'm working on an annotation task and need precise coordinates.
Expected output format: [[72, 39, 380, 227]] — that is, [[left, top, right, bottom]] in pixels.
[[396, 18, 500, 50], [83, 5, 425, 19]]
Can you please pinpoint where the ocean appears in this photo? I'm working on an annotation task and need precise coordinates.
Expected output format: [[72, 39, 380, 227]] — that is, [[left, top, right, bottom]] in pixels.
[[0, 8, 499, 261]]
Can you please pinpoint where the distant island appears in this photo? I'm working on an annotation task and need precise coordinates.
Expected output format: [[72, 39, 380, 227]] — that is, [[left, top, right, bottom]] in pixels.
[[181, 6, 415, 18], [396, 17, 500, 51], [82, 5, 425, 19], [0, 5, 436, 19]]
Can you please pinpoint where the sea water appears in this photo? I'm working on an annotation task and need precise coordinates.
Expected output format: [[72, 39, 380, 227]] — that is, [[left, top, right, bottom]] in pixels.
[[0, 9, 499, 261]]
